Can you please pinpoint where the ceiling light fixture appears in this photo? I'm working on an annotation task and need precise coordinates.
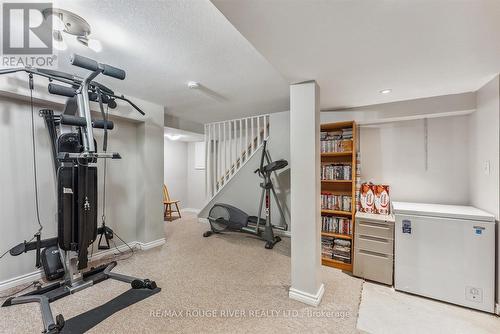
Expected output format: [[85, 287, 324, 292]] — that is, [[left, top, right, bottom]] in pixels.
[[42, 8, 103, 52], [187, 81, 200, 89], [380, 89, 392, 94], [165, 134, 183, 141]]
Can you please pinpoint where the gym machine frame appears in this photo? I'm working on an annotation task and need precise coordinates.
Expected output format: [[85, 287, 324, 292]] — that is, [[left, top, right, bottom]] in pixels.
[[0, 54, 158, 333], [203, 140, 288, 249]]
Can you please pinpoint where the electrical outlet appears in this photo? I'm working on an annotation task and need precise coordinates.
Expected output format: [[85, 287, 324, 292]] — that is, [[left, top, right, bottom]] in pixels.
[[484, 160, 490, 175], [465, 286, 483, 303]]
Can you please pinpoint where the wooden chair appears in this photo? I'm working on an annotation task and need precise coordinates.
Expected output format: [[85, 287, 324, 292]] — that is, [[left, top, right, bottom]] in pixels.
[[163, 184, 181, 221]]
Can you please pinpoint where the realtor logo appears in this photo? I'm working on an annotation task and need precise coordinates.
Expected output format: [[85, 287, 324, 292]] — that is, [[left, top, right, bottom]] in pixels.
[[2, 2, 53, 54]]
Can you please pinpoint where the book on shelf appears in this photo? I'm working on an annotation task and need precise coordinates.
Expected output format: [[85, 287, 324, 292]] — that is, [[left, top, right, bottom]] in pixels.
[[321, 216, 352, 235], [320, 192, 352, 212], [321, 237, 352, 264], [321, 236, 334, 259], [321, 163, 352, 181], [332, 239, 351, 263]]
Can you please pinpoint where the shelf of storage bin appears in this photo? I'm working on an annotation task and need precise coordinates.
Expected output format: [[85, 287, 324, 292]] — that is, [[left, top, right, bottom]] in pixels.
[[321, 231, 352, 239], [321, 151, 352, 157], [321, 179, 353, 183], [321, 257, 353, 271], [321, 209, 353, 216], [320, 120, 356, 273]]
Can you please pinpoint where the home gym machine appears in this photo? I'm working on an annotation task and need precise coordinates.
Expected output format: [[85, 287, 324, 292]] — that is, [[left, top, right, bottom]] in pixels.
[[203, 140, 288, 249], [0, 54, 159, 333]]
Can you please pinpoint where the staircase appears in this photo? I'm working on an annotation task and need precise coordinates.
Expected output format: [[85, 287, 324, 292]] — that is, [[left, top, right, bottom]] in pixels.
[[204, 114, 270, 199]]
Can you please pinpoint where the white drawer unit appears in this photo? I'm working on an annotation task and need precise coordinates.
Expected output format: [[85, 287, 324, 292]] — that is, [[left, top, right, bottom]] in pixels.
[[354, 212, 395, 285]]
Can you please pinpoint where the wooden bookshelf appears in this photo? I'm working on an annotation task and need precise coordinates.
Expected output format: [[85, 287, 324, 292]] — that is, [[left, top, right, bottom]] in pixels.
[[321, 209, 353, 216], [321, 151, 353, 157], [321, 257, 352, 272], [320, 121, 357, 273], [321, 180, 353, 184], [321, 232, 352, 240]]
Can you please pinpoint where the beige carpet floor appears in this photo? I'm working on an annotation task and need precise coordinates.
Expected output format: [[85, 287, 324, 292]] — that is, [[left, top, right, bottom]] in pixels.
[[0, 213, 363, 333]]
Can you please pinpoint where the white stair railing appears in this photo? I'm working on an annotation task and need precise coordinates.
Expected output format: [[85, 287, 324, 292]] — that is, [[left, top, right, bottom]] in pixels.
[[205, 114, 270, 199]]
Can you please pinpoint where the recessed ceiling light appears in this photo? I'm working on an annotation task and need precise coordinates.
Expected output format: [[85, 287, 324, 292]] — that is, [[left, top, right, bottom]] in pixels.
[[165, 134, 183, 141], [187, 81, 200, 89], [380, 89, 392, 94]]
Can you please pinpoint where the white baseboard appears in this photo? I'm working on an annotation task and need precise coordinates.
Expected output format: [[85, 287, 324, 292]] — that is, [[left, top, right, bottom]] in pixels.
[[138, 238, 166, 250], [277, 230, 291, 238], [289, 283, 325, 306], [0, 238, 165, 293], [495, 303, 500, 316], [0, 270, 44, 294], [181, 208, 200, 214]]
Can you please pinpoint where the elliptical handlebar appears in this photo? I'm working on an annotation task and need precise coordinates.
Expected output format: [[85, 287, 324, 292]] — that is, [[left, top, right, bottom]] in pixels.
[[254, 140, 269, 176]]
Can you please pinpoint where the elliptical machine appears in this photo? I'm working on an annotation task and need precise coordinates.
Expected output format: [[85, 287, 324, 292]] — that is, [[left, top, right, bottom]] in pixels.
[[0, 54, 159, 333], [203, 140, 288, 249]]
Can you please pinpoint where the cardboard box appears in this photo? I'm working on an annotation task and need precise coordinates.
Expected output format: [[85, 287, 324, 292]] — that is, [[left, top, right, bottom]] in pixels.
[[359, 183, 375, 213], [374, 185, 390, 214]]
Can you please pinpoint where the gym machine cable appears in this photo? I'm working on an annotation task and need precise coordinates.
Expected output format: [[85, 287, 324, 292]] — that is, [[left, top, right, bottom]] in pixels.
[[0, 54, 160, 333]]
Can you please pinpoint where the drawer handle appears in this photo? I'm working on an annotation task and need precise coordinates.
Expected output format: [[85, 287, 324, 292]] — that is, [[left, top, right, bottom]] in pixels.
[[359, 249, 389, 259], [359, 222, 389, 230], [359, 234, 389, 243]]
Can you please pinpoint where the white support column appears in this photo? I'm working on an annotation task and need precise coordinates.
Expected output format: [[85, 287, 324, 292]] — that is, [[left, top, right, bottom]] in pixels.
[[289, 80, 324, 306]]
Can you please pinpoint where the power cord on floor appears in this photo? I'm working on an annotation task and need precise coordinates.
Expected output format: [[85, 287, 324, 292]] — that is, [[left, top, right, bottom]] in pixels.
[[110, 230, 136, 262], [0, 281, 41, 300]]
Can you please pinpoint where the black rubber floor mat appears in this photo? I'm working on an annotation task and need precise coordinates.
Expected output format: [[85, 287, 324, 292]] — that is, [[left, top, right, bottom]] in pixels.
[[60, 287, 161, 333]]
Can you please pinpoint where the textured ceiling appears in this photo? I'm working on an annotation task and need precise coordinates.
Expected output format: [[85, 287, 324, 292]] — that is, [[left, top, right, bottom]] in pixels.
[[212, 0, 500, 109], [45, 0, 289, 123]]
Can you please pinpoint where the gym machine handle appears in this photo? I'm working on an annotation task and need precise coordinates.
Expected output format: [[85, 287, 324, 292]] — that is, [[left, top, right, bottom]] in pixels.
[[70, 54, 126, 80], [60, 115, 115, 130], [48, 83, 76, 98], [49, 84, 117, 109], [102, 64, 126, 80], [93, 119, 114, 130], [118, 95, 146, 115], [60, 114, 87, 127]]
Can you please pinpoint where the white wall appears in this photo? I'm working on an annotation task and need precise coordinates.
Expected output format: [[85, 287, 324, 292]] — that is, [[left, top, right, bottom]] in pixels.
[[469, 75, 500, 304], [358, 116, 470, 204], [164, 138, 188, 206], [321, 94, 472, 205], [186, 142, 207, 210]]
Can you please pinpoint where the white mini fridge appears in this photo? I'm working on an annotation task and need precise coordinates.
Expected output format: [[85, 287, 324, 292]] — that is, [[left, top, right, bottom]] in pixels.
[[393, 202, 495, 313]]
